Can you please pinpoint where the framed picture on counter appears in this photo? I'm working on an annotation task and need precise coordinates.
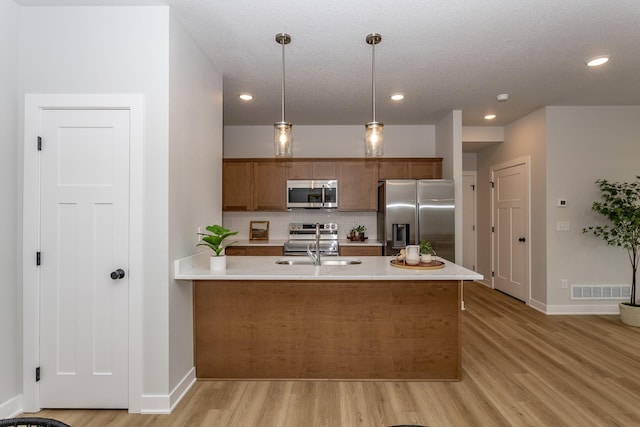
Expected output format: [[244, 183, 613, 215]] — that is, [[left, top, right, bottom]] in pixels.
[[250, 221, 269, 240]]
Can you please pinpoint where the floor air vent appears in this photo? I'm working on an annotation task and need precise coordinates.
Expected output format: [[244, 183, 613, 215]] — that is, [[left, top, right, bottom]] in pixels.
[[571, 284, 631, 300]]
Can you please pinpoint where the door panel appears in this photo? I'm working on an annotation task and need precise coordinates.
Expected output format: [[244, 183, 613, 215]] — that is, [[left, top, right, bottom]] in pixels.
[[493, 163, 528, 302], [39, 109, 129, 408]]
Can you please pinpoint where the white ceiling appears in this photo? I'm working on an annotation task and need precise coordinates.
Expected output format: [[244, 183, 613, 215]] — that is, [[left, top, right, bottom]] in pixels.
[[17, 0, 640, 127]]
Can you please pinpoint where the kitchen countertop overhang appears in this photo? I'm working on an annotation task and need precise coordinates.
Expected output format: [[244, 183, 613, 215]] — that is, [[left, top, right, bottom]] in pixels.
[[175, 252, 483, 281]]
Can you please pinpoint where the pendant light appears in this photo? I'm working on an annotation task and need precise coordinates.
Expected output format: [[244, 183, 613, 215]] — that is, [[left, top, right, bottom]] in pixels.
[[364, 33, 383, 157], [274, 33, 293, 157]]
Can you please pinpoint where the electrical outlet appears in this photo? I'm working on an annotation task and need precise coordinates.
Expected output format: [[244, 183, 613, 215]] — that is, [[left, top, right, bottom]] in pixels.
[[561, 279, 568, 289], [197, 226, 205, 243]]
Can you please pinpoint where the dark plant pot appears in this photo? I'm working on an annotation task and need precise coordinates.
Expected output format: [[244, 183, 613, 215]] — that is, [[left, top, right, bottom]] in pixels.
[[359, 232, 365, 241]]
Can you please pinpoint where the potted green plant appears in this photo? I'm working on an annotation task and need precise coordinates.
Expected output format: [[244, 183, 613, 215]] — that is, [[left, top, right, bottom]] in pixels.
[[420, 240, 434, 263], [583, 176, 640, 326], [197, 224, 239, 271]]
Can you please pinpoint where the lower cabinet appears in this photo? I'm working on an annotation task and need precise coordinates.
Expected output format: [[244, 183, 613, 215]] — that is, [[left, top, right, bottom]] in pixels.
[[226, 246, 283, 256], [339, 245, 383, 256]]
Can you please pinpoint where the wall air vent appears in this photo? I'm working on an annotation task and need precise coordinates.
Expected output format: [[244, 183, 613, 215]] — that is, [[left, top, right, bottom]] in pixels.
[[571, 284, 631, 300]]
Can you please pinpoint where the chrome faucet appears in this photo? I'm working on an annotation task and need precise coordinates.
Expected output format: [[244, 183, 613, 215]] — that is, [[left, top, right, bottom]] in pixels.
[[306, 223, 321, 266]]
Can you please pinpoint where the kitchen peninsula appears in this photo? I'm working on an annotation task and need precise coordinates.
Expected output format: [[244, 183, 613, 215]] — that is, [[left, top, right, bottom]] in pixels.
[[175, 254, 482, 381]]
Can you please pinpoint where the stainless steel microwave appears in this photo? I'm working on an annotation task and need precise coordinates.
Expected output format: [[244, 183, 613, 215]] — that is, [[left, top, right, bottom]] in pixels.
[[286, 180, 338, 209]]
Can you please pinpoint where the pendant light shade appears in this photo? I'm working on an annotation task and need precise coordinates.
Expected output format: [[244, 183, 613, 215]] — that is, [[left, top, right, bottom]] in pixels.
[[274, 33, 292, 157], [364, 33, 383, 157]]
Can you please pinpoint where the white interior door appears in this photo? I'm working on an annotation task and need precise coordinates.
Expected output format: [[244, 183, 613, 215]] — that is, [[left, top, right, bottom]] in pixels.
[[39, 109, 130, 408], [462, 173, 477, 271], [492, 161, 529, 302]]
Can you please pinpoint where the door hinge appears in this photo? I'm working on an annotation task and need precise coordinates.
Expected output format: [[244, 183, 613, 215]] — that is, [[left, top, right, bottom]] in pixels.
[[36, 251, 41, 266], [490, 181, 494, 188], [472, 225, 476, 231], [491, 226, 494, 233], [36, 367, 40, 382], [471, 184, 475, 191], [492, 271, 495, 277], [37, 136, 42, 151]]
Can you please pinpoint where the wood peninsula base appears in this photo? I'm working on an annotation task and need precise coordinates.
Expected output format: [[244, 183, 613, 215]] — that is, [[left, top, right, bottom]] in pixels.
[[194, 279, 461, 381]]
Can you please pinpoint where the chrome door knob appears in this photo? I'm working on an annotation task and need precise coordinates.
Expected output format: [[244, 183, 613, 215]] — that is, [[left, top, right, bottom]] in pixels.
[[110, 269, 126, 280]]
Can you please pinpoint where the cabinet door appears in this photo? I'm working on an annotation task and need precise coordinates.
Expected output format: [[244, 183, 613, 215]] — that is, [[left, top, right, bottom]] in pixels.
[[225, 247, 247, 256], [338, 161, 378, 211], [313, 161, 337, 179], [378, 160, 408, 179], [286, 161, 313, 179], [247, 246, 283, 256], [253, 161, 286, 211], [339, 246, 382, 256], [222, 161, 252, 211], [408, 159, 442, 179]]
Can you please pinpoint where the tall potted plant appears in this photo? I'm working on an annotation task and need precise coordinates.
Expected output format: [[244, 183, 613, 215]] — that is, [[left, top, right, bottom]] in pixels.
[[197, 224, 238, 271], [583, 176, 640, 326]]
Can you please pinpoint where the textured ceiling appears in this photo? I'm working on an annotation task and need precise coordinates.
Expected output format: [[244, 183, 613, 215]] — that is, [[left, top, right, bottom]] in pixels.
[[17, 0, 640, 126]]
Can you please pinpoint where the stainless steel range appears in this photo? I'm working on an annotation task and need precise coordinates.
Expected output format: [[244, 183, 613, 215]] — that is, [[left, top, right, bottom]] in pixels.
[[283, 222, 339, 256]]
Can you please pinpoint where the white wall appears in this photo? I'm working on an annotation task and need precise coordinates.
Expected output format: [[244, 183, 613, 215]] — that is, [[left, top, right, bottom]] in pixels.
[[168, 13, 222, 394], [545, 106, 640, 312], [19, 4, 171, 401], [0, 0, 20, 416], [224, 125, 436, 158], [435, 111, 463, 263], [462, 126, 504, 142]]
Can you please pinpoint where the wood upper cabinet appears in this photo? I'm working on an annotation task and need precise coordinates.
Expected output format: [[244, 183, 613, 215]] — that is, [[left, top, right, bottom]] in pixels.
[[377, 158, 443, 180], [378, 160, 408, 179], [253, 161, 286, 211], [223, 160, 286, 211], [286, 161, 313, 179], [286, 160, 337, 180], [223, 158, 441, 212], [338, 160, 378, 211], [408, 159, 442, 179], [222, 161, 252, 211], [312, 161, 337, 179]]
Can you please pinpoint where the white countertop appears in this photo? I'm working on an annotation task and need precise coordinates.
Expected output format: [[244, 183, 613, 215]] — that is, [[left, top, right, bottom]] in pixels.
[[174, 252, 483, 281]]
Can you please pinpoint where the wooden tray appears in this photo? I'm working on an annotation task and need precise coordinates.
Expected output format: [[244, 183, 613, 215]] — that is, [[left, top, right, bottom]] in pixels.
[[390, 259, 445, 270]]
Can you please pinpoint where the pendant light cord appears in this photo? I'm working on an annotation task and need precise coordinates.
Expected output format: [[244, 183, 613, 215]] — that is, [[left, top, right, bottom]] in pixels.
[[281, 38, 286, 123], [371, 39, 376, 123]]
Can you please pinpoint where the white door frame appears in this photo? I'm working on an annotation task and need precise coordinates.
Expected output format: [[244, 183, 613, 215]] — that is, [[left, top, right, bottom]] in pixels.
[[490, 155, 531, 304], [462, 171, 477, 271], [23, 94, 144, 413]]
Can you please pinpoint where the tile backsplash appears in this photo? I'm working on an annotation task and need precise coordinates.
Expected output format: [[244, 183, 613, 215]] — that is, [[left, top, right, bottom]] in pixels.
[[223, 211, 378, 241]]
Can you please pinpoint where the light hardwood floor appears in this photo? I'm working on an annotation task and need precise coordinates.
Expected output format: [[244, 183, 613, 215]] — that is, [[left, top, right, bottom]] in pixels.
[[24, 281, 640, 426]]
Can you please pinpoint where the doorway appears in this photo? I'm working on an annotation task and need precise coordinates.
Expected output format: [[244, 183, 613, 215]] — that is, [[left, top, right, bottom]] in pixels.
[[23, 94, 144, 412], [491, 157, 530, 302]]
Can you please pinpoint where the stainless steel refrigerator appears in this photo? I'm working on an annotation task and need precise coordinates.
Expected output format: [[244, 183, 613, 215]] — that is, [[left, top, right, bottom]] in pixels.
[[377, 179, 455, 262]]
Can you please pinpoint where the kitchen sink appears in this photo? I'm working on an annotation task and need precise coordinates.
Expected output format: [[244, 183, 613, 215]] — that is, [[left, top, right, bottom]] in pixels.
[[275, 257, 362, 266]]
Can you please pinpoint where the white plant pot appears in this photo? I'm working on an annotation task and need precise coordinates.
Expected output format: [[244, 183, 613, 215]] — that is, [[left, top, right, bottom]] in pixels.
[[619, 302, 640, 327], [421, 254, 433, 263], [209, 255, 226, 272]]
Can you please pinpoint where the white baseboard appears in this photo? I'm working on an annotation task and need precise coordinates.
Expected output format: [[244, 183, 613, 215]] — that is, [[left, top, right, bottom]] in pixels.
[[140, 367, 196, 414], [0, 394, 23, 418], [528, 298, 547, 314], [528, 297, 621, 315], [545, 303, 620, 315]]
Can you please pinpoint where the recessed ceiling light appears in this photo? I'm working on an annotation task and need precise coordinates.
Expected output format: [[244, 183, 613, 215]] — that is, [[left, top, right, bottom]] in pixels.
[[484, 114, 496, 120], [586, 55, 610, 67], [239, 94, 253, 101], [390, 93, 405, 101]]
